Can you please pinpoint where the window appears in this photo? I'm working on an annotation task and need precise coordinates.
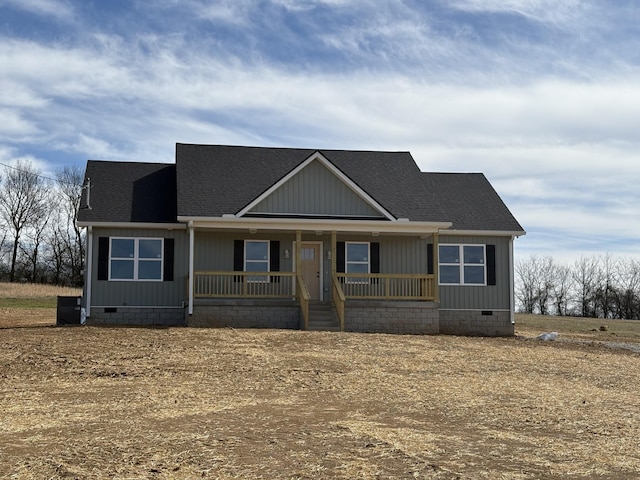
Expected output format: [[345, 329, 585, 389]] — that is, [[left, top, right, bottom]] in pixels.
[[346, 242, 369, 282], [439, 244, 485, 285], [109, 238, 163, 281], [245, 240, 269, 282]]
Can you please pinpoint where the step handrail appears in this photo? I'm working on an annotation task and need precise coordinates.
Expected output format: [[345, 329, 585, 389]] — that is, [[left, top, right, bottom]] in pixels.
[[331, 272, 346, 331]]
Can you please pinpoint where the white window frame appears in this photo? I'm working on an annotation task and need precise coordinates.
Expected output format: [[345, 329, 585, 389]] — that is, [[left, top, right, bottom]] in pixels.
[[244, 239, 270, 283], [438, 244, 486, 286], [345, 241, 370, 284], [109, 237, 164, 282]]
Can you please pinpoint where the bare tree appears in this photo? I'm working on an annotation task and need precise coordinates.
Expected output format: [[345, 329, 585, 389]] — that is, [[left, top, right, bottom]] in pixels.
[[0, 160, 50, 282], [593, 254, 617, 319], [534, 256, 555, 315], [551, 263, 573, 316], [572, 256, 599, 318], [55, 166, 85, 286], [19, 199, 51, 282], [614, 258, 640, 320], [515, 256, 539, 313]]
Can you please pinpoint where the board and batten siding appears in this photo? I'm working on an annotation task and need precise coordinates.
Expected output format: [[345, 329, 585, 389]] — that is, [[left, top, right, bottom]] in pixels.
[[437, 235, 512, 310], [248, 159, 383, 218], [194, 233, 433, 274], [90, 227, 189, 307], [194, 232, 295, 273], [338, 234, 431, 274]]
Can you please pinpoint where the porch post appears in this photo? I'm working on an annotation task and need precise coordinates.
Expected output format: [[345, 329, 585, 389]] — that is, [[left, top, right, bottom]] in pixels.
[[188, 224, 194, 315], [85, 226, 92, 318], [433, 232, 439, 303], [509, 235, 515, 325], [295, 230, 302, 273], [331, 231, 337, 275]]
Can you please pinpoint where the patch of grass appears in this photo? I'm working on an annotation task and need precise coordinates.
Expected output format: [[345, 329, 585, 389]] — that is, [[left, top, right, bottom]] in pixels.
[[0, 282, 81, 300], [515, 313, 640, 342], [1, 297, 58, 308]]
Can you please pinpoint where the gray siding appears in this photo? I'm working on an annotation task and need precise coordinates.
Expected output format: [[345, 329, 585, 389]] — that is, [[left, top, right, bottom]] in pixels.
[[194, 232, 435, 301], [191, 232, 513, 311], [334, 234, 431, 274], [90, 227, 189, 307], [438, 235, 512, 310], [194, 232, 295, 272], [249, 159, 384, 217]]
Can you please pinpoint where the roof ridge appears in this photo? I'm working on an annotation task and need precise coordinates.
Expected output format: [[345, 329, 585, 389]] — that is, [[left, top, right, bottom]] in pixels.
[[87, 159, 174, 166], [176, 143, 410, 155]]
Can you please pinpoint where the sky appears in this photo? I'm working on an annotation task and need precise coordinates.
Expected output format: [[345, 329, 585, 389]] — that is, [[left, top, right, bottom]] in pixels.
[[1, 0, 639, 262]]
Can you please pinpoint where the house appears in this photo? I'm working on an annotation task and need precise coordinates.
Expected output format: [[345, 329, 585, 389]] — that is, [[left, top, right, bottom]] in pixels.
[[76, 144, 525, 336]]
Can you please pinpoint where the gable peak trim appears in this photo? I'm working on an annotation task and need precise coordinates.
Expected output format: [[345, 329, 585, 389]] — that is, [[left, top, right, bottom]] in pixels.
[[235, 151, 396, 221]]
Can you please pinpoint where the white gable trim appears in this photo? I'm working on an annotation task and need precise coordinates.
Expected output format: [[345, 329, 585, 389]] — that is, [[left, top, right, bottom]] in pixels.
[[76, 221, 187, 230], [439, 229, 526, 237], [177, 215, 451, 235], [235, 151, 397, 221]]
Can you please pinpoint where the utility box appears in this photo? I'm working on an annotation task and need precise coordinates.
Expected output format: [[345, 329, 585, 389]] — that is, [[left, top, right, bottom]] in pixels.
[[56, 296, 82, 325]]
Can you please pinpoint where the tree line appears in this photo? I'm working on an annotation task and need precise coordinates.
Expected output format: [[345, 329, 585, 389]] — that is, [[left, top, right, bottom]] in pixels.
[[0, 160, 85, 287], [3, 159, 638, 320], [516, 254, 640, 320]]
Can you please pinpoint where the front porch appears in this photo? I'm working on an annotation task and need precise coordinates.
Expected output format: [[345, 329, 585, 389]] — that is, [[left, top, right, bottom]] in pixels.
[[186, 226, 444, 333], [189, 270, 438, 332]]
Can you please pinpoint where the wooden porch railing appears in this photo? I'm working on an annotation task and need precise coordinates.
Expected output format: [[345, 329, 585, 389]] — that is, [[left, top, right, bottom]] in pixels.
[[192, 271, 434, 330], [296, 273, 310, 330], [193, 271, 296, 298], [335, 273, 436, 301], [193, 271, 312, 329], [331, 273, 345, 331]]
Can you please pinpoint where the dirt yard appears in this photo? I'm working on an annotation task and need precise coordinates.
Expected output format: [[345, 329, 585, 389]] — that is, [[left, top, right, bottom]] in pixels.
[[1, 307, 639, 479]]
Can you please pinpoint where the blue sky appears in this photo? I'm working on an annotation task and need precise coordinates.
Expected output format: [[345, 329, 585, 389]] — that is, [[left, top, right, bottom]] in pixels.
[[1, 0, 639, 261]]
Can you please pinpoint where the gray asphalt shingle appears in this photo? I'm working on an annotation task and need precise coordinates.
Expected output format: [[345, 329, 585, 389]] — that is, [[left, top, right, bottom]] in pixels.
[[79, 143, 524, 233], [77, 161, 177, 223]]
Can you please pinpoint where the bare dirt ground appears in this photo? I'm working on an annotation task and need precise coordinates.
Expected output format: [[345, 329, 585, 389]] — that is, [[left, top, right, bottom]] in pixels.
[[1, 308, 639, 479]]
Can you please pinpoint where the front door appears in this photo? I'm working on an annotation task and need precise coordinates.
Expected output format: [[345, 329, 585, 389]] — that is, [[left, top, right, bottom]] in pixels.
[[299, 243, 321, 300]]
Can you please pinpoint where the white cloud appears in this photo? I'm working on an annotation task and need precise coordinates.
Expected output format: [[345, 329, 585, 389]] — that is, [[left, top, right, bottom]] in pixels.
[[0, 147, 55, 179], [1, 2, 639, 261], [0, 0, 75, 21], [0, 108, 41, 138], [447, 0, 585, 25]]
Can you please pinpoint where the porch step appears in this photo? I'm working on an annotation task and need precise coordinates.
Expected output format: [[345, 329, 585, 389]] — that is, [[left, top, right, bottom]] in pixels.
[[307, 302, 341, 332]]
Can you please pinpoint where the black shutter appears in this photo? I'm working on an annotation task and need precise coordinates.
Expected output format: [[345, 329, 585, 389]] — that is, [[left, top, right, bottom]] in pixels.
[[336, 242, 345, 273], [98, 237, 109, 280], [370, 242, 380, 274], [270, 240, 280, 283], [427, 243, 434, 275], [233, 240, 244, 282], [163, 238, 174, 281], [233, 240, 244, 271], [486, 244, 496, 286]]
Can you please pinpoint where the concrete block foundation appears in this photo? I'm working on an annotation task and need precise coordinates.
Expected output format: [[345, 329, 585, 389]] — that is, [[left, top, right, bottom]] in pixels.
[[344, 301, 440, 335], [87, 307, 186, 326], [439, 310, 513, 336], [188, 299, 301, 329]]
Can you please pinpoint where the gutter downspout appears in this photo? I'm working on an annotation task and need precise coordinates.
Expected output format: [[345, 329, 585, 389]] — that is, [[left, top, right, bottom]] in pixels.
[[509, 235, 515, 325], [86, 226, 93, 318], [188, 222, 194, 316]]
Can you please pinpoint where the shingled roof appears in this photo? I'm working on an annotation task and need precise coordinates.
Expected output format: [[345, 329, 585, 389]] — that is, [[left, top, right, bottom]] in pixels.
[[420, 173, 524, 231], [77, 161, 177, 224], [78, 143, 524, 233], [175, 143, 429, 220]]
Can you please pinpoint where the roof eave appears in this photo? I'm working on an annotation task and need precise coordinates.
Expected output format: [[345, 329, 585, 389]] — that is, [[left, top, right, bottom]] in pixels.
[[76, 221, 187, 230], [177, 216, 452, 234], [439, 229, 527, 237]]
